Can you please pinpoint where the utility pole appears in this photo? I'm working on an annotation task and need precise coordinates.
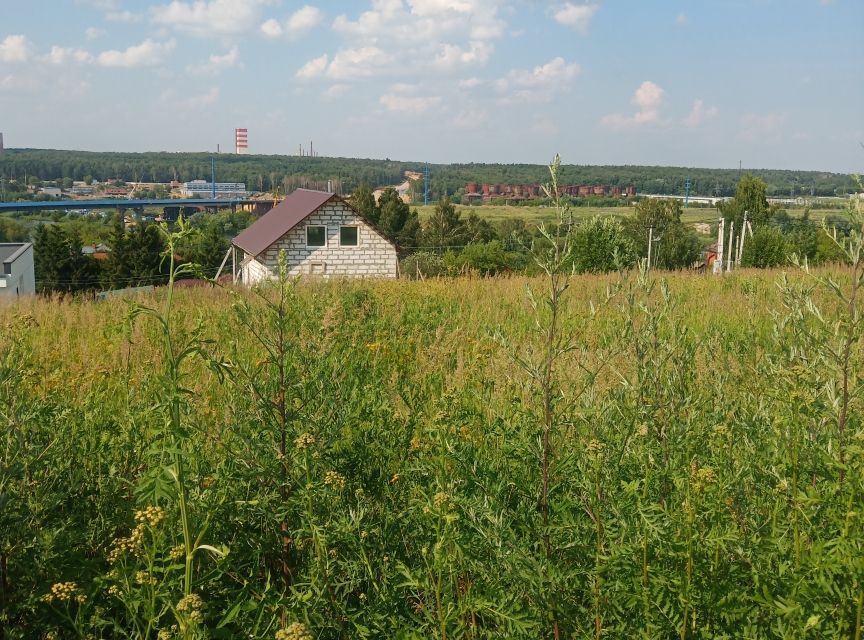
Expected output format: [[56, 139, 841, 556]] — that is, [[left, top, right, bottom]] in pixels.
[[210, 157, 216, 198], [737, 212, 749, 264], [714, 218, 725, 274], [726, 220, 735, 272]]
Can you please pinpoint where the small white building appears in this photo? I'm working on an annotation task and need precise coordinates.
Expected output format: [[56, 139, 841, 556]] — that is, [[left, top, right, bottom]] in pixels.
[[0, 243, 35, 297], [232, 189, 398, 283]]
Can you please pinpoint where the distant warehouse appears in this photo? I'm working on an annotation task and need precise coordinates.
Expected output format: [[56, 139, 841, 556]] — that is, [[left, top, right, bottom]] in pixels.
[[0, 243, 35, 297], [181, 180, 247, 198]]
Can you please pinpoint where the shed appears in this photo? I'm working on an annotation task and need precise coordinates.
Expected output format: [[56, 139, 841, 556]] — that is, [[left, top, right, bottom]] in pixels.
[[0, 243, 35, 297], [231, 189, 398, 284]]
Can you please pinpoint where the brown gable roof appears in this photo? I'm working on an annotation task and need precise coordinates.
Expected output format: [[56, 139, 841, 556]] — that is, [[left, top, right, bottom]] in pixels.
[[232, 189, 337, 257]]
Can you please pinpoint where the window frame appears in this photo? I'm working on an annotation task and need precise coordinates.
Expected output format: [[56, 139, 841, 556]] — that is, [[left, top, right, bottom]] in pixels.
[[339, 225, 360, 248], [305, 224, 327, 248]]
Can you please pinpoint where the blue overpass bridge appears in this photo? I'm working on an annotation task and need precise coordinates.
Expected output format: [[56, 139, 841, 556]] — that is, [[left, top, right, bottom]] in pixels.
[[0, 198, 277, 220]]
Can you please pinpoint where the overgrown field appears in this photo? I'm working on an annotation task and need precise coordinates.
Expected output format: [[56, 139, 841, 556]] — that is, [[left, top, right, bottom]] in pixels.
[[2, 264, 863, 638]]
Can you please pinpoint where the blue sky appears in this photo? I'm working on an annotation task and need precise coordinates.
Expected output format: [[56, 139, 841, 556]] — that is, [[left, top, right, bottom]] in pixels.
[[0, 0, 861, 172]]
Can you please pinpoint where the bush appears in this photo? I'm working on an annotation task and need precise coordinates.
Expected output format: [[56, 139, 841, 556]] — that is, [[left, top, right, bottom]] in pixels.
[[571, 216, 637, 273], [458, 240, 523, 275], [813, 229, 850, 265], [652, 223, 702, 270], [741, 226, 791, 268], [400, 251, 447, 279]]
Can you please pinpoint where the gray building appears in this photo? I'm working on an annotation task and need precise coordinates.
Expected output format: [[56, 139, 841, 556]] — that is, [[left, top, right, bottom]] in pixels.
[[0, 243, 35, 297]]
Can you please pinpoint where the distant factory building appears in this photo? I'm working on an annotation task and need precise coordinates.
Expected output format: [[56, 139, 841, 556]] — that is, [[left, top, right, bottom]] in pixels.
[[0, 243, 35, 297], [181, 180, 247, 198]]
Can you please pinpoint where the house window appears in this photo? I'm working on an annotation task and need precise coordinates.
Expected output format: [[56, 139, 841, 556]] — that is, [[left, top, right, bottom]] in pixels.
[[340, 225, 359, 247], [306, 225, 326, 247]]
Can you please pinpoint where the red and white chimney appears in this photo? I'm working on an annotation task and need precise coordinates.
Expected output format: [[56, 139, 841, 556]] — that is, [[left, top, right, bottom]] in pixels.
[[235, 128, 248, 155]]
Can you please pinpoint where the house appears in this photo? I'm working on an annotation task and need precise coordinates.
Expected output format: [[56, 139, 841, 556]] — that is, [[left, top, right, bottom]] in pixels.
[[0, 243, 35, 297], [232, 189, 398, 284]]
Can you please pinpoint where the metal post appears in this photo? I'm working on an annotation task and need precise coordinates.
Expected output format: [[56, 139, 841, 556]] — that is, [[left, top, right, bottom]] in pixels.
[[714, 218, 725, 274], [232, 246, 236, 284], [647, 226, 654, 271], [211, 157, 216, 198], [737, 212, 748, 263]]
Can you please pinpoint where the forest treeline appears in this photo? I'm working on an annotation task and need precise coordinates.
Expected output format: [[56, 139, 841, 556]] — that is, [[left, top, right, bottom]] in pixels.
[[0, 148, 856, 198]]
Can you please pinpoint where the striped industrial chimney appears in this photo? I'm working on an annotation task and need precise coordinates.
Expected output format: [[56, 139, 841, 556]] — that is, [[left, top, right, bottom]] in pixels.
[[235, 128, 248, 155]]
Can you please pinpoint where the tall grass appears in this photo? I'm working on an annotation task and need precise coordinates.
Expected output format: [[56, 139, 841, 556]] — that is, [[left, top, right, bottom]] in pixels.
[[1, 251, 862, 637]]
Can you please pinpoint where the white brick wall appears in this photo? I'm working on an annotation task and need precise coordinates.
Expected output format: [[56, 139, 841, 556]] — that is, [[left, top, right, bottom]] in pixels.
[[239, 202, 398, 284]]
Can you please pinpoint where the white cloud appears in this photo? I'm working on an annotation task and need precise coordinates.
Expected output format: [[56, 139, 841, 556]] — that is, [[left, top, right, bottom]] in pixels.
[[96, 39, 176, 67], [43, 46, 95, 65], [320, 0, 506, 80], [187, 45, 241, 74], [152, 0, 271, 35], [601, 80, 665, 129], [260, 5, 323, 39], [260, 18, 283, 37], [553, 3, 600, 34], [435, 41, 493, 68], [459, 77, 482, 89], [676, 13, 687, 26], [0, 35, 33, 63], [684, 99, 718, 127], [298, 46, 391, 80], [380, 93, 443, 114], [496, 57, 581, 101], [85, 27, 105, 40], [296, 54, 329, 79], [286, 5, 323, 36]]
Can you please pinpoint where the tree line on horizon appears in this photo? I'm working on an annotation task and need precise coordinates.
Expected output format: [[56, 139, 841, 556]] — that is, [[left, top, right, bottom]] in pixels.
[[0, 148, 856, 201]]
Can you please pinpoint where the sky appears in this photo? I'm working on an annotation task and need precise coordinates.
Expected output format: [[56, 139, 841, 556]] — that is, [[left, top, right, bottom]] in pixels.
[[0, 0, 861, 173]]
